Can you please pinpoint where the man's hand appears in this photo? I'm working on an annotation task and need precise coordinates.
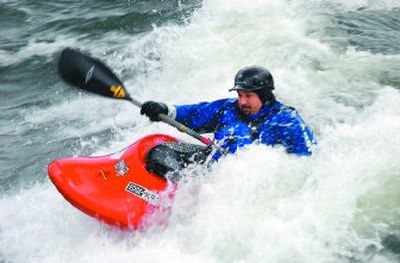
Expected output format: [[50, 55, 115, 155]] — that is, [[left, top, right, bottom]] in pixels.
[[140, 101, 168, 121]]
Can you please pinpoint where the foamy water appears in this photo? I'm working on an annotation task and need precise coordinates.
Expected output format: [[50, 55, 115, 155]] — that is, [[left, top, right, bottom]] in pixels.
[[1, 0, 399, 262]]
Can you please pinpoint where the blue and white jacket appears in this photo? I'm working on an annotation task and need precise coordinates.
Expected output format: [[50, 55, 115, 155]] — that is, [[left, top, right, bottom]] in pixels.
[[170, 98, 314, 160]]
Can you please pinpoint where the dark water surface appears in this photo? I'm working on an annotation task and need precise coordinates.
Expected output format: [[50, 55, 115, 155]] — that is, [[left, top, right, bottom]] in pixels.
[[0, 0, 202, 192]]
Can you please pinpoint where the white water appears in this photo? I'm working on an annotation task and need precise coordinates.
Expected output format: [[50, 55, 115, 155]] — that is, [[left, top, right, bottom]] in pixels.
[[2, 0, 400, 262]]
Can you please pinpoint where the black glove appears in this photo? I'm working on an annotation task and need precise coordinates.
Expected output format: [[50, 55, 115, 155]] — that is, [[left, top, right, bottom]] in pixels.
[[140, 101, 168, 122]]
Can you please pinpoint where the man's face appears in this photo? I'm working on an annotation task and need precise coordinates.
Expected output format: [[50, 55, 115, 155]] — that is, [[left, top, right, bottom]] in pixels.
[[237, 90, 263, 115]]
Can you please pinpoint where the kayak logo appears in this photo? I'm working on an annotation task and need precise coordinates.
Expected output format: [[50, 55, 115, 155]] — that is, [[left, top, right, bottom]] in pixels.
[[85, 66, 95, 84], [125, 182, 160, 204], [110, 85, 125, 98], [114, 160, 129, 176]]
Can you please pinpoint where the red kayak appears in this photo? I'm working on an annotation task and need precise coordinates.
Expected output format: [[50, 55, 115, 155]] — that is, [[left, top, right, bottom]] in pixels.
[[48, 134, 178, 230]]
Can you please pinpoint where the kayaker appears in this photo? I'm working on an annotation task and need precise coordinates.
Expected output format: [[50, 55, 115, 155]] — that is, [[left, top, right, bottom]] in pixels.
[[141, 66, 315, 180]]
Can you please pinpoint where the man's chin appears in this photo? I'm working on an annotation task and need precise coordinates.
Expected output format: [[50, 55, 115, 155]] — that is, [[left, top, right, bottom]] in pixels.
[[241, 108, 252, 115]]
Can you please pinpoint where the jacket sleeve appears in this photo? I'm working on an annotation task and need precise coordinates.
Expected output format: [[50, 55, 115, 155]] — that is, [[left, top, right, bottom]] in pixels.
[[175, 99, 233, 133], [260, 109, 315, 156]]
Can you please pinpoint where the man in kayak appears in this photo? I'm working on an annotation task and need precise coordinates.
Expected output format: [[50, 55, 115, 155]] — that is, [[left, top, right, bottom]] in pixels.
[[141, 66, 314, 180]]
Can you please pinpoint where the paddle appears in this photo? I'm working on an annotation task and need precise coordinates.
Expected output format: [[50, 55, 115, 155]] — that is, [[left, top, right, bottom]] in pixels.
[[58, 47, 212, 145]]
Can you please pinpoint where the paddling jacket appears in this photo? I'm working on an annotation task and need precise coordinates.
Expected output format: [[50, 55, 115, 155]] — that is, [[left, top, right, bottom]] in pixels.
[[174, 98, 315, 160]]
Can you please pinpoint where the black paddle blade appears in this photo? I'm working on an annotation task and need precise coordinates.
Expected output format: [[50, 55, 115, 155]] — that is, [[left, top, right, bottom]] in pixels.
[[58, 48, 131, 101]]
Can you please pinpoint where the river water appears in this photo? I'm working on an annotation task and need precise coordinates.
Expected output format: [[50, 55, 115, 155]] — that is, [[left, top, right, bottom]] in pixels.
[[1, 0, 399, 262]]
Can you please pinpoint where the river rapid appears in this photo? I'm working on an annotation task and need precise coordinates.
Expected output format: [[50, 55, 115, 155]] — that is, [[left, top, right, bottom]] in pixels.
[[1, 0, 400, 262]]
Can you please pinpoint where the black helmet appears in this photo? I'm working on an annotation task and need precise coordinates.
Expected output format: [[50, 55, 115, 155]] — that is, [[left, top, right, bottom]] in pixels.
[[230, 66, 274, 92], [229, 66, 274, 104]]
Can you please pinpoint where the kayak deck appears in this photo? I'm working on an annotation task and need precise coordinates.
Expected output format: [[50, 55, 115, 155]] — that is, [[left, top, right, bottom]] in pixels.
[[48, 134, 178, 229]]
